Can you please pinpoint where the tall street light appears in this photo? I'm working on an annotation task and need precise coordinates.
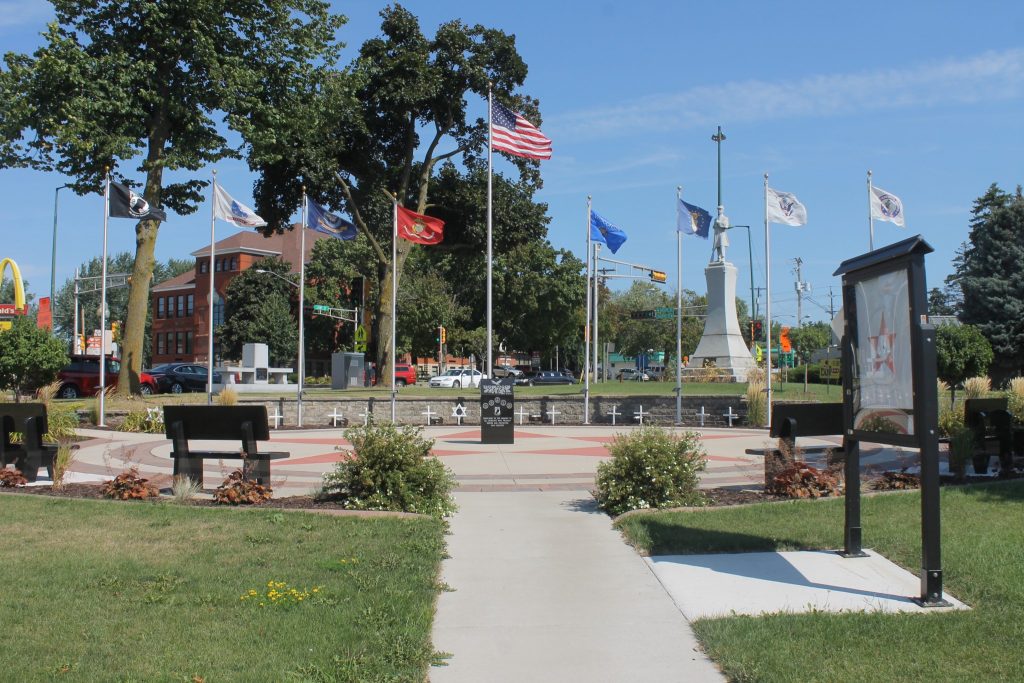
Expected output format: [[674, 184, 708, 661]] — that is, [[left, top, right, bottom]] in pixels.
[[51, 185, 68, 306], [254, 268, 304, 426]]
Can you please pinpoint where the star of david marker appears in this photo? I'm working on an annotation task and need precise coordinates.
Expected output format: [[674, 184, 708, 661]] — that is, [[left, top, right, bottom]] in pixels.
[[451, 403, 467, 426]]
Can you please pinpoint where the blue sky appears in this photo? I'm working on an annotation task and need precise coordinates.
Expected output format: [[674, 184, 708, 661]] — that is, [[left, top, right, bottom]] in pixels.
[[2, 0, 1023, 326]]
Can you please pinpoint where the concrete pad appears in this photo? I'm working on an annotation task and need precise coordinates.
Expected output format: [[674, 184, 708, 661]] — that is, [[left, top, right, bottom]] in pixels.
[[647, 549, 968, 620]]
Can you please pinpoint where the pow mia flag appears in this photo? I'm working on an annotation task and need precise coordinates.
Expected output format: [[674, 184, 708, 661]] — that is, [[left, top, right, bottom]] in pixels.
[[109, 182, 167, 222]]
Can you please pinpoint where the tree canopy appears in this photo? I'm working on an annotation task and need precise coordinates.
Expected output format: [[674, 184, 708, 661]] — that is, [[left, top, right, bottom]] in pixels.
[[0, 315, 68, 400], [936, 323, 993, 399], [218, 258, 298, 367]]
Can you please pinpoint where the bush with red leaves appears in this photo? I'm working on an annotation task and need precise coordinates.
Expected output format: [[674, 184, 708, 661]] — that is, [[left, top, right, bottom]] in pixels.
[[0, 468, 28, 487], [101, 467, 160, 500], [769, 461, 842, 498], [213, 470, 272, 505]]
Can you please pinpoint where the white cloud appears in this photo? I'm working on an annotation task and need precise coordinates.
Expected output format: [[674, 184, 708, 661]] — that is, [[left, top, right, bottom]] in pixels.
[[550, 49, 1024, 140]]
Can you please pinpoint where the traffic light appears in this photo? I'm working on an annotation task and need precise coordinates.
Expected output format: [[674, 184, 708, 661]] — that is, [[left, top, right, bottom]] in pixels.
[[649, 270, 667, 283], [440, 326, 447, 344], [753, 320, 763, 340], [111, 321, 120, 340]]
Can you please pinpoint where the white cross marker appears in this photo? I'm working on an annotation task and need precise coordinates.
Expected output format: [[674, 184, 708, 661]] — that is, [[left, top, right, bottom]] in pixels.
[[422, 406, 437, 425], [516, 406, 530, 425], [724, 405, 739, 427], [546, 407, 560, 425], [451, 403, 468, 426], [329, 407, 345, 427], [358, 409, 369, 426], [634, 405, 648, 425], [696, 405, 708, 427], [608, 405, 620, 425], [268, 409, 284, 429]]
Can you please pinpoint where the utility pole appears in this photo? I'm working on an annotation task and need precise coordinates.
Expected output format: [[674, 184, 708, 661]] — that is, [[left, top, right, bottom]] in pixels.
[[827, 286, 838, 320], [792, 257, 806, 327]]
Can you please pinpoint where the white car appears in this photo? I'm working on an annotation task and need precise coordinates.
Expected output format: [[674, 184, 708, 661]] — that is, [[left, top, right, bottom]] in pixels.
[[429, 368, 488, 388]]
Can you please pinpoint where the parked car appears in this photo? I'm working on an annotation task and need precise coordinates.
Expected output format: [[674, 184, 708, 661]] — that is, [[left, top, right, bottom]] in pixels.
[[144, 363, 222, 394], [429, 368, 487, 388], [57, 355, 158, 398], [520, 370, 576, 386], [492, 364, 525, 379], [617, 368, 650, 382], [393, 363, 417, 386]]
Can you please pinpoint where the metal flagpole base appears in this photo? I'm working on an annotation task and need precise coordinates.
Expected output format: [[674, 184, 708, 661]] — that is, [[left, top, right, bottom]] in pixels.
[[838, 526, 867, 558], [913, 569, 952, 607]]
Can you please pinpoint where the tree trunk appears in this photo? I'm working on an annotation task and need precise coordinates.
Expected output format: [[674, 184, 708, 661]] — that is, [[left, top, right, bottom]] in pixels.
[[373, 238, 413, 389]]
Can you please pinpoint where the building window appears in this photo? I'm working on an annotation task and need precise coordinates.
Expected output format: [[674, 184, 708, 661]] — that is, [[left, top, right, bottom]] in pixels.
[[200, 261, 208, 274], [157, 334, 165, 355], [166, 332, 174, 355], [185, 331, 193, 354], [212, 292, 224, 327], [187, 294, 194, 316], [176, 295, 185, 317], [229, 257, 238, 271], [176, 332, 185, 354], [215, 259, 222, 272], [157, 297, 164, 319]]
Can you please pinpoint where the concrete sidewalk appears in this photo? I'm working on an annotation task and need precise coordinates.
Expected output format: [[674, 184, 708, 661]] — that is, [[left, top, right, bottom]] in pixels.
[[431, 490, 724, 682]]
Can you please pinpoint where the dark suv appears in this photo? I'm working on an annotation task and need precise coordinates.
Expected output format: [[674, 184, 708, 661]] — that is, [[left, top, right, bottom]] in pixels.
[[57, 355, 158, 398]]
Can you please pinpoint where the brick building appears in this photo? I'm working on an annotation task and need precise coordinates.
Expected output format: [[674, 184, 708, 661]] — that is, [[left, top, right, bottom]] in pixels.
[[150, 226, 331, 368]]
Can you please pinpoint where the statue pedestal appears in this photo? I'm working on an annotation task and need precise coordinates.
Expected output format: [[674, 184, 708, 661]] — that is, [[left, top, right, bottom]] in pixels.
[[688, 261, 755, 381]]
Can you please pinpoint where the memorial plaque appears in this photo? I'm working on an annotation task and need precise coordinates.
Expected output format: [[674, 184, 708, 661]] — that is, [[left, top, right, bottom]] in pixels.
[[480, 378, 515, 444]]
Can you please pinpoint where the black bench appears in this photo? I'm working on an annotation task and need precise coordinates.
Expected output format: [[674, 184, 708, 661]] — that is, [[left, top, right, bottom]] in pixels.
[[762, 403, 845, 487], [963, 398, 1013, 474], [0, 403, 57, 483], [163, 405, 289, 487]]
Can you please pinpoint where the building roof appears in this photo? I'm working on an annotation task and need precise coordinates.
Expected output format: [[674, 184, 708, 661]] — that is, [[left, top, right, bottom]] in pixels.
[[151, 269, 196, 293], [190, 224, 331, 272]]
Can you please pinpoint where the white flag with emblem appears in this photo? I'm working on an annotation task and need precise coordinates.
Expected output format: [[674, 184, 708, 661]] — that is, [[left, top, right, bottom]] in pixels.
[[766, 187, 808, 226], [213, 184, 267, 228], [870, 186, 906, 227]]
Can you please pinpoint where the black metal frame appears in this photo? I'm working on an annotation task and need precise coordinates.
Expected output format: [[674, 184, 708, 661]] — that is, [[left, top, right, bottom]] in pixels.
[[833, 235, 947, 606]]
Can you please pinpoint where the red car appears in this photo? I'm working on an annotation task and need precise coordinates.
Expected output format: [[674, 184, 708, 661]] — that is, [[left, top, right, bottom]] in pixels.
[[57, 355, 158, 398]]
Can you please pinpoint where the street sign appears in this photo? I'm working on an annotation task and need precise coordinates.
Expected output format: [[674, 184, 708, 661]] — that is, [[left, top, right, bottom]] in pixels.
[[655, 306, 674, 319], [630, 310, 656, 320]]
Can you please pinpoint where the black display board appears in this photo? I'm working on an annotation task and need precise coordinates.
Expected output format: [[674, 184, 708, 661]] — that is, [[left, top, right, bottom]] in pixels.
[[480, 378, 515, 444]]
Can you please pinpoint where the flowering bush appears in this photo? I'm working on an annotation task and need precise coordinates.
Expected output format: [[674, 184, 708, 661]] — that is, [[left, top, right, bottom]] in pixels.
[[320, 422, 457, 518], [102, 467, 160, 500], [240, 580, 321, 607], [594, 427, 707, 516], [213, 470, 273, 505]]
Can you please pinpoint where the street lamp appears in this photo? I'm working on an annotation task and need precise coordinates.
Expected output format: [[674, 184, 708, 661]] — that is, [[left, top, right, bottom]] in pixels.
[[52, 185, 68, 307], [254, 268, 305, 426]]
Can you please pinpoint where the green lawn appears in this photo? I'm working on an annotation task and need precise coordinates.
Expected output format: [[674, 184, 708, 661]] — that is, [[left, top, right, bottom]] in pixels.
[[616, 482, 1024, 682], [0, 496, 446, 681]]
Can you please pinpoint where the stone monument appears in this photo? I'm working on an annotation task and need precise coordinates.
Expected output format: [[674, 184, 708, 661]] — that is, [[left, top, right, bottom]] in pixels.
[[688, 206, 756, 381]]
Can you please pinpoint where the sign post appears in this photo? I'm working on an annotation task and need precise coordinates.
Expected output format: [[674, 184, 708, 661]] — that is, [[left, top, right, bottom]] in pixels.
[[833, 235, 947, 606], [480, 378, 515, 445]]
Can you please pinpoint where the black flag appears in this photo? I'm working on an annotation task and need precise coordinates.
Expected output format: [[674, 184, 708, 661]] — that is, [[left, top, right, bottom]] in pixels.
[[109, 182, 167, 222]]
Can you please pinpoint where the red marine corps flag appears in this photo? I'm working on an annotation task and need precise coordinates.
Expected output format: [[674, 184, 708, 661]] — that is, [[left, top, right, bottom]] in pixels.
[[396, 205, 444, 245]]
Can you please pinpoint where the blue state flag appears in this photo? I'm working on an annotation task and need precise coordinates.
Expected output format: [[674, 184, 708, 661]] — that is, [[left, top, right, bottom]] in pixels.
[[590, 210, 628, 254], [678, 199, 712, 238], [307, 198, 357, 240]]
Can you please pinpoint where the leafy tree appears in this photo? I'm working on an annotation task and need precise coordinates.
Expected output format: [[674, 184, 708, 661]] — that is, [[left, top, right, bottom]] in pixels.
[[303, 238, 365, 358], [936, 323, 994, 402], [600, 282, 706, 364], [396, 252, 470, 361], [218, 258, 298, 366], [0, 315, 68, 400], [928, 287, 958, 317], [1, 0, 342, 395], [956, 184, 1024, 381], [788, 322, 832, 365], [248, 5, 539, 386]]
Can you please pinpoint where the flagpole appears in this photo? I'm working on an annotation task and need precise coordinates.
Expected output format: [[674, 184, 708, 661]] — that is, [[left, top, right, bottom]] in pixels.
[[486, 83, 494, 377], [675, 186, 683, 425], [583, 196, 592, 425], [391, 195, 398, 423], [98, 169, 110, 427], [592, 242, 600, 384], [867, 169, 874, 251], [764, 173, 773, 430], [207, 170, 217, 405], [298, 187, 307, 428]]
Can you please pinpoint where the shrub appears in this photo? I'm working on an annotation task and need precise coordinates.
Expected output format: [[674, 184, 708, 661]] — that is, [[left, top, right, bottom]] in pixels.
[[869, 471, 920, 491], [938, 404, 965, 438], [51, 443, 77, 491], [101, 467, 160, 500], [117, 407, 165, 434], [216, 386, 239, 406], [44, 407, 79, 442], [1005, 377, 1024, 425], [963, 376, 991, 400], [171, 476, 202, 503], [213, 470, 272, 505], [594, 427, 707, 516], [745, 381, 766, 427], [320, 422, 457, 518], [768, 461, 842, 498], [947, 425, 975, 479], [0, 468, 28, 487]]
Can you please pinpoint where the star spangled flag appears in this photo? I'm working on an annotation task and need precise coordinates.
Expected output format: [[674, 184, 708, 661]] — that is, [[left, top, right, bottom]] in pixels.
[[590, 210, 628, 254], [397, 205, 444, 245], [870, 186, 906, 227], [307, 198, 357, 240], [766, 187, 808, 226], [677, 198, 711, 238], [491, 102, 552, 160], [109, 182, 167, 222], [212, 184, 267, 228]]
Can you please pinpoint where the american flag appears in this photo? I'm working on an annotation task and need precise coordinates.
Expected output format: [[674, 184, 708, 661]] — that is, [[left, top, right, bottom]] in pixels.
[[491, 102, 552, 160]]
